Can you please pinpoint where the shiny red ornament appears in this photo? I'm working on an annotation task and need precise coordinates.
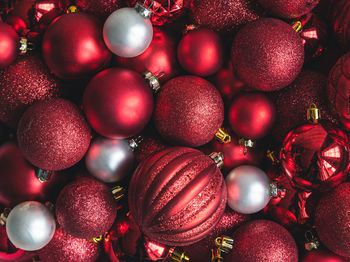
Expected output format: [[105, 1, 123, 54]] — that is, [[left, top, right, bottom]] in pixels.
[[225, 220, 298, 262], [5, 15, 27, 34], [315, 183, 350, 257], [280, 121, 350, 192], [231, 18, 304, 92], [0, 22, 19, 69], [301, 249, 348, 262], [17, 98, 91, 171], [83, 68, 154, 139], [128, 147, 227, 246], [10, 0, 36, 26], [56, 177, 117, 239], [332, 0, 350, 50], [154, 76, 224, 147], [258, 0, 319, 18], [42, 13, 111, 79]]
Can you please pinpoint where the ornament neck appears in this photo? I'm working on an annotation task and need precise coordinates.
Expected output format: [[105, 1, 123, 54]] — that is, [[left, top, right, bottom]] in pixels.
[[19, 38, 35, 55], [129, 136, 144, 151], [215, 128, 231, 143], [135, 2, 153, 19], [111, 185, 125, 201], [142, 71, 161, 93], [0, 208, 10, 226], [238, 138, 255, 155], [209, 152, 224, 169], [36, 169, 52, 182], [215, 236, 234, 253], [269, 181, 286, 199], [304, 230, 320, 251], [291, 21, 302, 33], [211, 248, 223, 262], [66, 5, 79, 13], [169, 247, 189, 262], [307, 103, 320, 123], [266, 150, 279, 165]]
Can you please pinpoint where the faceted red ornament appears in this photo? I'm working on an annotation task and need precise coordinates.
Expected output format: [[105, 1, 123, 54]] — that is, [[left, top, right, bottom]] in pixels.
[[280, 121, 350, 192], [42, 13, 111, 79], [301, 249, 348, 262], [154, 76, 224, 147], [0, 22, 19, 69], [331, 0, 350, 50], [231, 18, 304, 92], [258, 0, 319, 18], [128, 147, 227, 246], [83, 68, 154, 139]]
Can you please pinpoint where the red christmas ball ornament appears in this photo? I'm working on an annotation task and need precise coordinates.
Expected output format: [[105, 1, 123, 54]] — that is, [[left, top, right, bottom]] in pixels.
[[0, 22, 19, 68], [17, 98, 91, 171], [5, 15, 27, 34], [134, 136, 168, 163], [332, 0, 350, 50], [129, 147, 227, 246], [56, 177, 117, 239], [315, 183, 350, 257], [10, 0, 36, 26], [231, 18, 304, 92], [228, 92, 276, 140], [114, 27, 179, 82], [258, 0, 319, 18], [301, 249, 348, 262], [225, 220, 298, 262], [177, 28, 224, 77], [83, 68, 154, 139], [154, 76, 224, 147], [42, 12, 111, 79]]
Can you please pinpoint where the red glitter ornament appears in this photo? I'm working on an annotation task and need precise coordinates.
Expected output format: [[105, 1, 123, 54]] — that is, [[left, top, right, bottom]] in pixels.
[[0, 22, 19, 68], [258, 0, 319, 18], [83, 68, 154, 139], [301, 249, 348, 262], [331, 0, 350, 50], [56, 177, 117, 239], [134, 136, 168, 163], [17, 98, 91, 171], [225, 220, 298, 262], [231, 18, 304, 92], [128, 147, 227, 246], [154, 76, 224, 147], [42, 13, 111, 79]]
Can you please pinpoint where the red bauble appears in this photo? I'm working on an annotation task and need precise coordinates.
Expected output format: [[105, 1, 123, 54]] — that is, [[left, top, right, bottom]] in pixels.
[[17, 98, 91, 171], [228, 92, 276, 139], [83, 68, 154, 139], [332, 0, 350, 50], [280, 121, 350, 192], [225, 220, 298, 262], [177, 28, 223, 77], [56, 177, 117, 239], [37, 226, 100, 262], [134, 136, 168, 163], [258, 0, 319, 18], [128, 147, 227, 246], [315, 183, 350, 257], [154, 76, 224, 147], [42, 13, 111, 79], [0, 22, 19, 68], [10, 0, 36, 26], [5, 15, 27, 34], [231, 18, 304, 92], [301, 249, 348, 262]]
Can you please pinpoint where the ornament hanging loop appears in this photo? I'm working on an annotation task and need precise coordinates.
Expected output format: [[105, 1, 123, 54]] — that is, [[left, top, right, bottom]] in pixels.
[[291, 21, 302, 33]]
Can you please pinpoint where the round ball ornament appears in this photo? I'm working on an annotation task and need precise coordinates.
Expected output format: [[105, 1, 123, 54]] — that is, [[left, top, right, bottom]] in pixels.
[[128, 147, 227, 246], [231, 18, 304, 91], [301, 249, 348, 262], [331, 0, 350, 50], [0, 22, 19, 68]]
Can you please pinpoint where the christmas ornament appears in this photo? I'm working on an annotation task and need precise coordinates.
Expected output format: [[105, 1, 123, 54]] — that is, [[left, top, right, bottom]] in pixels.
[[83, 68, 154, 139], [42, 12, 111, 79], [315, 182, 350, 257], [129, 147, 227, 246], [231, 18, 304, 92], [177, 28, 224, 77], [331, 0, 350, 50], [17, 98, 91, 171], [55, 177, 117, 239], [154, 75, 224, 147], [301, 249, 348, 262], [134, 134, 168, 163], [0, 22, 19, 68], [0, 53, 61, 129], [103, 3, 153, 58], [225, 220, 298, 262], [6, 201, 55, 251], [9, 0, 36, 26], [74, 0, 123, 21]]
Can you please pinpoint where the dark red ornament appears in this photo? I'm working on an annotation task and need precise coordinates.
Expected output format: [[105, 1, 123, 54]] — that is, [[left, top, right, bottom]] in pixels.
[[128, 147, 227, 246], [5, 15, 27, 34], [301, 249, 348, 262], [10, 0, 36, 26], [231, 18, 304, 92], [258, 0, 319, 18], [83, 68, 154, 139], [42, 13, 111, 79], [134, 136, 168, 163], [0, 22, 19, 69], [331, 0, 350, 51], [17, 98, 91, 171], [74, 0, 123, 21], [154, 76, 224, 147]]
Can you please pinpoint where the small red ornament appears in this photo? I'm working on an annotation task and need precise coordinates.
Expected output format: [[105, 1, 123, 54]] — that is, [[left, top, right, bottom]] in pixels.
[[128, 147, 227, 246], [9, 0, 36, 26], [301, 249, 348, 262], [225, 220, 298, 262], [154, 76, 224, 147], [17, 98, 91, 171], [0, 22, 19, 68], [231, 18, 304, 92], [83, 68, 154, 139], [56, 177, 117, 239], [331, 0, 350, 51], [258, 0, 319, 18], [5, 15, 27, 34], [42, 13, 111, 79], [177, 28, 224, 77]]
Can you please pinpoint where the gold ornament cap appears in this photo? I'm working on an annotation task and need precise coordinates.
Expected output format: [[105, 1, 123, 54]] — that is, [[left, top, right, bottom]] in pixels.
[[307, 103, 320, 123], [215, 128, 231, 144], [169, 247, 190, 262]]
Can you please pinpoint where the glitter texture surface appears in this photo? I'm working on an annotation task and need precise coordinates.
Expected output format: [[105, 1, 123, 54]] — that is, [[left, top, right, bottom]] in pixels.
[[134, 135, 168, 163], [75, 0, 123, 20], [258, 0, 319, 18]]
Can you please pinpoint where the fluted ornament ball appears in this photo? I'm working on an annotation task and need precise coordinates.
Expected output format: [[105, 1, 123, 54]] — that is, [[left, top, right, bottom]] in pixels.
[[6, 201, 56, 251], [258, 0, 320, 18], [0, 22, 19, 68]]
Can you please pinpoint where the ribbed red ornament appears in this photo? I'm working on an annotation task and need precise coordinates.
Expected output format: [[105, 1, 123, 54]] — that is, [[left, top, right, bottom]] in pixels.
[[128, 147, 227, 246], [0, 22, 19, 68], [331, 0, 350, 50], [258, 0, 319, 18]]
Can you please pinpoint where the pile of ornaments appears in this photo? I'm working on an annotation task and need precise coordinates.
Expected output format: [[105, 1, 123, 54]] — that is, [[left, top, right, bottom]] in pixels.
[[0, 0, 350, 261]]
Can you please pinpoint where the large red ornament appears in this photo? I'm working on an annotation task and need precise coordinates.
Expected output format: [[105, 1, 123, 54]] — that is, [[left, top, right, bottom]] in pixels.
[[301, 249, 348, 262], [154, 76, 224, 147], [83, 68, 154, 139], [0, 22, 19, 69], [225, 220, 298, 262], [331, 0, 350, 50], [231, 18, 304, 92], [17, 98, 91, 171], [128, 147, 227, 246], [42, 13, 111, 79], [258, 0, 319, 18]]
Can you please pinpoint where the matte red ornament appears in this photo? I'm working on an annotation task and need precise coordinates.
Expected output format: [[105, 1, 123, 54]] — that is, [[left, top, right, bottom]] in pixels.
[[231, 18, 304, 92], [0, 22, 19, 68], [83, 68, 154, 139], [331, 0, 350, 50], [280, 121, 350, 192], [42, 13, 111, 79], [258, 0, 319, 18], [301, 249, 348, 262], [17, 98, 91, 171], [177, 28, 224, 77], [154, 76, 224, 147], [56, 177, 117, 239], [228, 92, 276, 139], [128, 147, 227, 246], [225, 220, 298, 262]]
